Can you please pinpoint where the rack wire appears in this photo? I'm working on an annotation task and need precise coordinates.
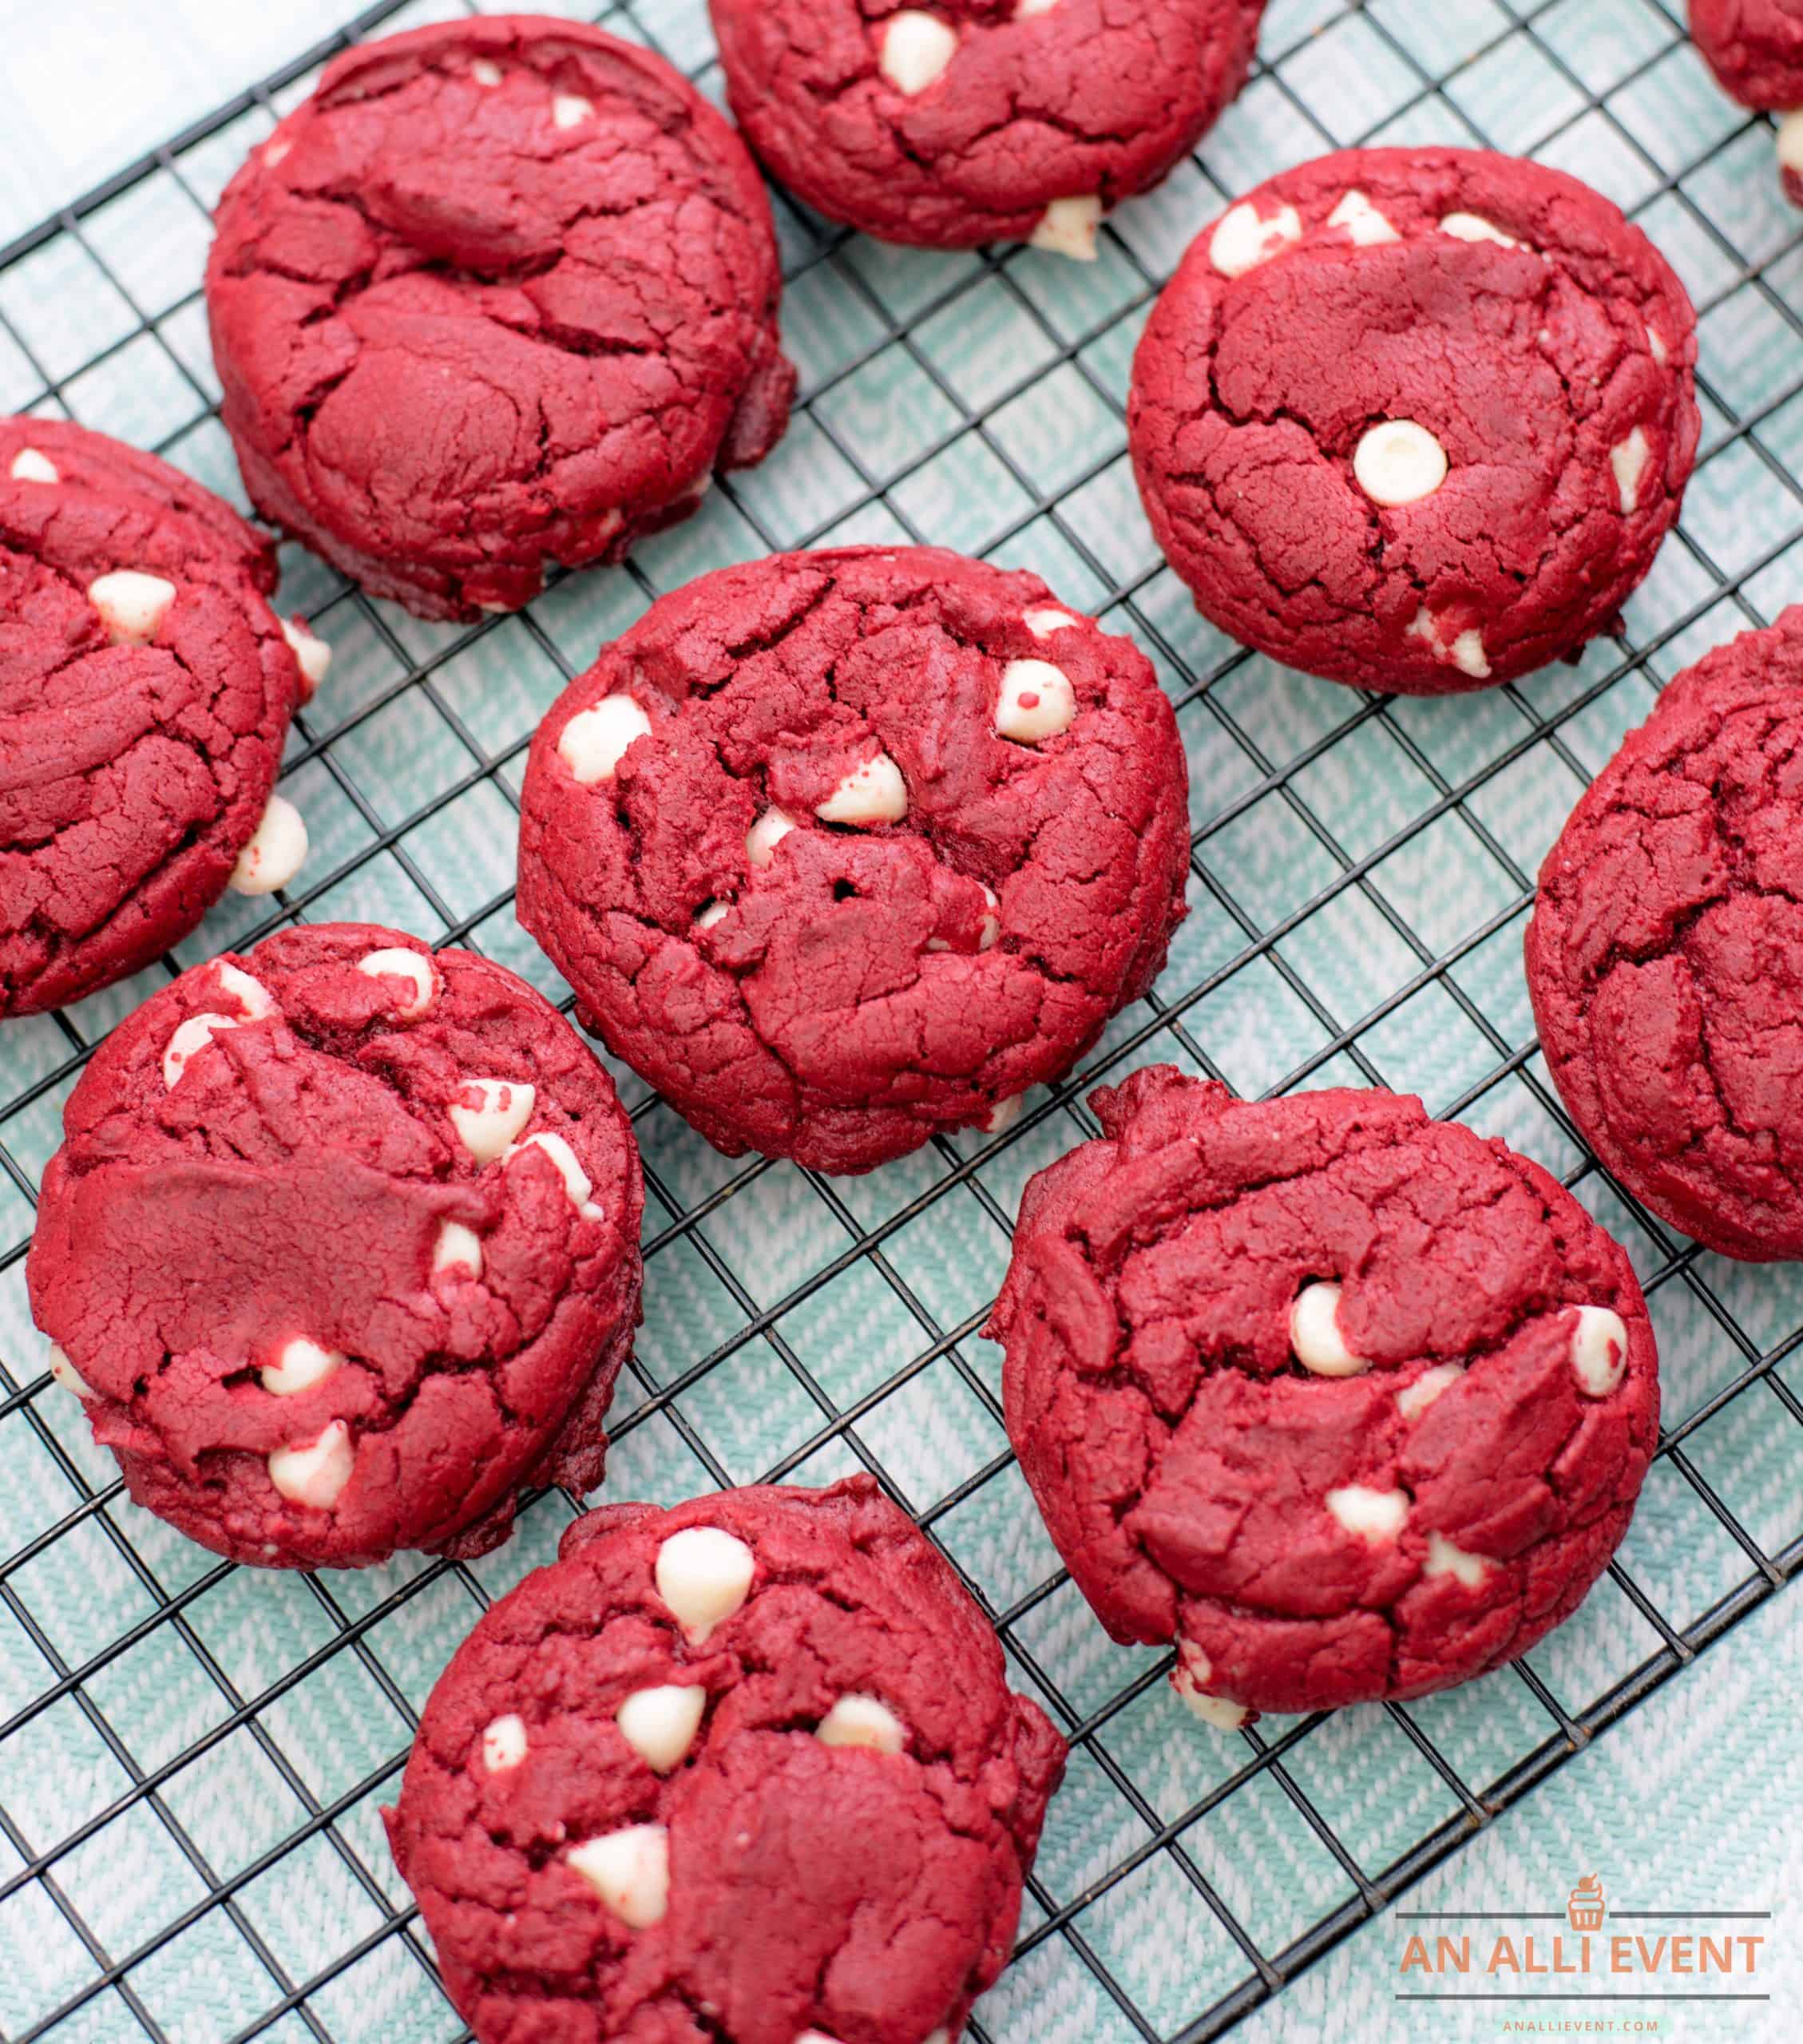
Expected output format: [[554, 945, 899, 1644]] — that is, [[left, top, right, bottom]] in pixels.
[[2, 0, 1801, 2038]]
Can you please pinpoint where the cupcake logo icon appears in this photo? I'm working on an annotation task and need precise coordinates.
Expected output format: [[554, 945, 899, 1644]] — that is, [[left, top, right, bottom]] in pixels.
[[1567, 1872, 1606, 1932]]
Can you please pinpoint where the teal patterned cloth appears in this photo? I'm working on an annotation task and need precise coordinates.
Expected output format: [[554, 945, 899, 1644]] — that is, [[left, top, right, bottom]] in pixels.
[[1, 1, 1800, 2039]]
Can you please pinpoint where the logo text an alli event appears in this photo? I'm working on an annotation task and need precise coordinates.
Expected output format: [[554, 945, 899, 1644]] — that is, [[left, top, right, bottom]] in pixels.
[[1395, 1873, 1769, 2018]]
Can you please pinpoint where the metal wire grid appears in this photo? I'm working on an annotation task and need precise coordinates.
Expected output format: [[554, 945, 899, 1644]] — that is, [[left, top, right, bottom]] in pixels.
[[0, 0, 1800, 2038]]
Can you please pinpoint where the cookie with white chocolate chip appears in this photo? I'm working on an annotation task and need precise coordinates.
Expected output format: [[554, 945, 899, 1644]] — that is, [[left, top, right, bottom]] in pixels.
[[1691, 0, 1803, 205], [383, 1476, 1065, 2044], [710, 0, 1265, 255], [1, 415, 327, 1017], [989, 1067, 1658, 1723], [1128, 147, 1699, 695], [515, 546, 1191, 1174], [26, 923, 642, 1570]]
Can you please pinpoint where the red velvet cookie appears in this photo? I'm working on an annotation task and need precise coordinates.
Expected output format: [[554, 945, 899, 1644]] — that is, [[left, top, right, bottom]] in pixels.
[[1528, 610, 1803, 1261], [1, 416, 326, 1019], [1692, 0, 1803, 204], [989, 1067, 1658, 1723], [384, 1477, 1065, 2044], [27, 924, 643, 1570], [204, 16, 796, 621], [1129, 148, 1699, 695], [516, 546, 1191, 1175], [710, 0, 1265, 256]]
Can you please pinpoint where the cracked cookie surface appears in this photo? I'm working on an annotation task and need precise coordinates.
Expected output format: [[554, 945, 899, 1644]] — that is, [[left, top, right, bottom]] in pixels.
[[1528, 609, 1803, 1260], [1, 416, 307, 1017], [1693, 0, 1803, 103], [384, 1476, 1065, 2044], [988, 1067, 1658, 1721], [1128, 148, 1699, 695], [710, 0, 1264, 254], [515, 545, 1191, 1175], [27, 922, 643, 1569], [204, 15, 796, 621], [1692, 0, 1803, 202]]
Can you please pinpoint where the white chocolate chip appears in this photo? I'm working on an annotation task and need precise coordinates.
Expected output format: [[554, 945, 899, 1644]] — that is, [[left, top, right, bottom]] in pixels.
[[267, 1420, 355, 1509], [568, 1825, 669, 1928], [357, 947, 438, 1020], [228, 794, 308, 896], [984, 1094, 1024, 1135], [161, 1012, 242, 1090], [260, 1337, 343, 1396], [880, 10, 958, 93], [1424, 1531, 1488, 1588], [1397, 1361, 1464, 1421], [944, 886, 1000, 956], [1570, 1305, 1629, 1399], [1440, 212, 1522, 249], [747, 806, 797, 869], [449, 1078, 536, 1162], [481, 1713, 528, 1773], [817, 1693, 907, 1754], [560, 693, 652, 785], [1174, 1670, 1250, 1732], [1353, 420, 1448, 508], [215, 961, 275, 1020], [280, 616, 332, 701], [695, 900, 731, 932], [471, 58, 503, 86], [553, 93, 594, 129], [995, 658, 1076, 743], [47, 1343, 96, 1400], [655, 1525, 755, 1644], [88, 569, 177, 645], [505, 1131, 605, 1222], [796, 2033, 844, 2044], [1326, 1484, 1410, 1541], [1016, 0, 1059, 13], [1171, 1642, 1249, 1731], [1028, 194, 1103, 261], [1611, 426, 1650, 515], [1778, 109, 1803, 176], [1327, 189, 1400, 245], [817, 751, 907, 826], [1290, 1281, 1369, 1377], [264, 138, 291, 169], [433, 1220, 484, 1278], [1646, 325, 1669, 367], [1411, 607, 1491, 680], [10, 448, 57, 483], [1023, 607, 1078, 637], [1449, 629, 1490, 679], [1209, 200, 1303, 278], [616, 1685, 707, 1773]]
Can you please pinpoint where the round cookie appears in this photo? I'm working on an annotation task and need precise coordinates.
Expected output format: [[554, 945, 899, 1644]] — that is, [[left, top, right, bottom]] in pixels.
[[205, 16, 796, 621], [383, 1476, 1066, 2044], [1691, 0, 1803, 203], [710, 0, 1265, 256], [1528, 609, 1803, 1261], [1, 416, 325, 1019], [27, 924, 643, 1570], [1128, 148, 1699, 695], [988, 1066, 1658, 1723], [516, 545, 1191, 1175]]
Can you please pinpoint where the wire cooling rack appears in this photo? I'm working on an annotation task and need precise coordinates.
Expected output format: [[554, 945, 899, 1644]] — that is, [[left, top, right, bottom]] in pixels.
[[3, 0, 1803, 2038]]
